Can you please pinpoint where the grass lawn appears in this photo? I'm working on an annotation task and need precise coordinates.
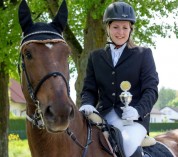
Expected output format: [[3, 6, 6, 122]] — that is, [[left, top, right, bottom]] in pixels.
[[8, 131, 166, 157], [150, 131, 165, 137], [9, 140, 31, 157]]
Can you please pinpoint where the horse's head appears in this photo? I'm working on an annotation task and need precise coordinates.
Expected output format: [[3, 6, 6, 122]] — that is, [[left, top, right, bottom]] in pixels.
[[18, 0, 74, 133]]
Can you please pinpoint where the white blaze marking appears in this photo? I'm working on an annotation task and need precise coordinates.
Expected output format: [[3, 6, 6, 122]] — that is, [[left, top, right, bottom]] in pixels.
[[45, 43, 53, 49]]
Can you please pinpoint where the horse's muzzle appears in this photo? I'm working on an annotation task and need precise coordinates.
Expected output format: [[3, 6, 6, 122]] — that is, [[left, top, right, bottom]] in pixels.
[[43, 102, 74, 133]]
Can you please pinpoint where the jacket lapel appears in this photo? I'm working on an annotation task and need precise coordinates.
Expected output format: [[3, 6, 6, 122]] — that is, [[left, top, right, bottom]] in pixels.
[[100, 45, 134, 68], [115, 46, 133, 67], [101, 45, 114, 68]]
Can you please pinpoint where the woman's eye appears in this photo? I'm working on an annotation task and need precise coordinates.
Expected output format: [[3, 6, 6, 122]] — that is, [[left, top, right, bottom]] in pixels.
[[25, 51, 32, 60]]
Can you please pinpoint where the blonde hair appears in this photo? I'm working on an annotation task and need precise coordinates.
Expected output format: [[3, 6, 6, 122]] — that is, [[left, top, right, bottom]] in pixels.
[[127, 24, 137, 48], [127, 39, 136, 48]]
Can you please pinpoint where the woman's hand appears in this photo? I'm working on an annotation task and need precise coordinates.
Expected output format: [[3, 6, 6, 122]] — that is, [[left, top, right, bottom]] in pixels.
[[79, 105, 98, 116], [121, 106, 140, 120]]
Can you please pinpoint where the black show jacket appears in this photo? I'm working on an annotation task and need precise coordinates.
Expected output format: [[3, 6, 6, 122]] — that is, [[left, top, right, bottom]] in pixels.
[[81, 45, 159, 132]]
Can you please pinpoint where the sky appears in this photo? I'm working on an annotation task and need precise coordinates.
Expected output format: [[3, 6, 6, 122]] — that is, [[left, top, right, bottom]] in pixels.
[[153, 35, 178, 91], [69, 36, 178, 103]]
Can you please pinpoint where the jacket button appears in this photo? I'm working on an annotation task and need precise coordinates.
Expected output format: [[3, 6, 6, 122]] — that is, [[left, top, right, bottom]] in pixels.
[[112, 82, 115, 85], [112, 93, 116, 96], [112, 71, 115, 75]]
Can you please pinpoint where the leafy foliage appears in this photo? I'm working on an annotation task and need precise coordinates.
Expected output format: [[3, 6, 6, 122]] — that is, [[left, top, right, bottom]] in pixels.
[[8, 134, 21, 141], [9, 140, 30, 157], [168, 97, 178, 107], [0, 4, 21, 78], [155, 87, 177, 109]]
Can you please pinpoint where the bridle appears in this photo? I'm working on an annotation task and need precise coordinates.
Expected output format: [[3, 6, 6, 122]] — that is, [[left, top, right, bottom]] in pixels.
[[21, 61, 70, 129], [18, 36, 92, 157], [18, 37, 70, 129], [19, 56, 70, 129]]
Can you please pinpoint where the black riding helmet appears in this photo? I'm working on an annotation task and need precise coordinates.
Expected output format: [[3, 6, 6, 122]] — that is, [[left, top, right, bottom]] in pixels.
[[103, 2, 136, 47], [103, 1, 136, 24]]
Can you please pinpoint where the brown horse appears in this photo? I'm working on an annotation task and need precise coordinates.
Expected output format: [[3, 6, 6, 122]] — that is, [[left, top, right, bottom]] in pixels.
[[18, 0, 178, 157], [18, 0, 111, 157], [155, 129, 178, 157]]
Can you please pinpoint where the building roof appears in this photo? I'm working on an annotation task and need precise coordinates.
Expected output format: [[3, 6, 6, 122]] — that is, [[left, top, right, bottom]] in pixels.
[[151, 107, 164, 115], [10, 79, 26, 104], [171, 107, 178, 112], [161, 106, 178, 113]]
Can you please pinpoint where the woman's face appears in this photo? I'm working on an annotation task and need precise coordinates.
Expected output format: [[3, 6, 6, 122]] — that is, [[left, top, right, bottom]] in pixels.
[[109, 21, 131, 45]]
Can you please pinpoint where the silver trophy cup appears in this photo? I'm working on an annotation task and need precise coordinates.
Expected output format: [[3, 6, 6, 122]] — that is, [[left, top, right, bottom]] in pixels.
[[120, 81, 133, 125]]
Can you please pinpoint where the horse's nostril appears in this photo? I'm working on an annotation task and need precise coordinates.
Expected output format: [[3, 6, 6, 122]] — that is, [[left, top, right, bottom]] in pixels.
[[70, 106, 74, 119], [45, 106, 55, 120]]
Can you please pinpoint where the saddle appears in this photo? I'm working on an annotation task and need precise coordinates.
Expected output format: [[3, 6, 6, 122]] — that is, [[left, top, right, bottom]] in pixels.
[[88, 113, 126, 157], [88, 112, 175, 157]]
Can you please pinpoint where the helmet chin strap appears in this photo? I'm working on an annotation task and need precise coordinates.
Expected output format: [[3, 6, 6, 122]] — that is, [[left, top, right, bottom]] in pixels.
[[106, 35, 130, 49], [106, 41, 124, 49]]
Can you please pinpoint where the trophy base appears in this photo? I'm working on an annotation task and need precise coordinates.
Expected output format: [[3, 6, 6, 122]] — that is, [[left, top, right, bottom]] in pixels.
[[123, 119, 133, 126]]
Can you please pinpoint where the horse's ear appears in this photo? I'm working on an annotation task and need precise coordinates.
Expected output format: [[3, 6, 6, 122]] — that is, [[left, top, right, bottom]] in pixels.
[[51, 0, 68, 33], [18, 0, 33, 32]]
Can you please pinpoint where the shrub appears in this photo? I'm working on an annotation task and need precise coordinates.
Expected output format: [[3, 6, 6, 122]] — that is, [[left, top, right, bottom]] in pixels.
[[8, 134, 21, 141]]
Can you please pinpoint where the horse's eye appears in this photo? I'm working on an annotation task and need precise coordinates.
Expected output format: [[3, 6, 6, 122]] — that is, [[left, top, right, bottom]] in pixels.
[[25, 51, 32, 60]]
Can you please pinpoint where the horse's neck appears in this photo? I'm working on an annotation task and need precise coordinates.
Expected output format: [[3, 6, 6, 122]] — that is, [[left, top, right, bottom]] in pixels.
[[26, 102, 35, 114], [68, 108, 88, 141]]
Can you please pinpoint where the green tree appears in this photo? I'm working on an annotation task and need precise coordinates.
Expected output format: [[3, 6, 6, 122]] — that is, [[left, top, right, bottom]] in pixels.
[[168, 97, 178, 107], [155, 87, 176, 109], [0, 1, 20, 156]]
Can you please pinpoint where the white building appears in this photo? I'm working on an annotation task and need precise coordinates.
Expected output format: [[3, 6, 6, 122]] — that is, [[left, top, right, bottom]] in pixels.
[[9, 79, 26, 117], [150, 107, 165, 123], [160, 107, 178, 123]]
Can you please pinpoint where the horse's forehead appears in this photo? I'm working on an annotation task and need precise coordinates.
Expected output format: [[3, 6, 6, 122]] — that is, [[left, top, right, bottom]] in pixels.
[[33, 43, 54, 49], [21, 39, 67, 51]]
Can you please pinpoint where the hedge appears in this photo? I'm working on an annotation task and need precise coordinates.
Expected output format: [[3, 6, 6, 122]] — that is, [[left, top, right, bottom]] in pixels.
[[149, 123, 178, 132], [9, 118, 178, 139], [9, 118, 27, 139]]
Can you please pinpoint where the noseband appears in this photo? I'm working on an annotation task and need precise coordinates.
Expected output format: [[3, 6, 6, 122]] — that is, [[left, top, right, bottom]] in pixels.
[[18, 39, 70, 129]]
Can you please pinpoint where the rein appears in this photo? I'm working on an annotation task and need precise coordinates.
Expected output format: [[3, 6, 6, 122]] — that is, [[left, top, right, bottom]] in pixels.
[[66, 113, 93, 157]]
